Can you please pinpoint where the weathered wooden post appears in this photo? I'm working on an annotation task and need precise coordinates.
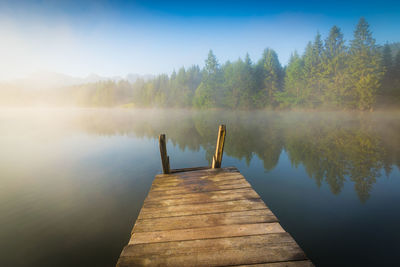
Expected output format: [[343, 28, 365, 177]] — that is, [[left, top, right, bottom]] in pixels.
[[212, 124, 226, 168], [159, 134, 170, 174]]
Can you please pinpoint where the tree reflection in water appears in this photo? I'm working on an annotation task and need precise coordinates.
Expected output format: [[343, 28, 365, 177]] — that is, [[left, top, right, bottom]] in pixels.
[[78, 109, 400, 202]]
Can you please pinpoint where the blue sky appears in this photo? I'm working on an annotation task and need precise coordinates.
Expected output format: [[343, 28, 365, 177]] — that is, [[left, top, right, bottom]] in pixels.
[[0, 0, 399, 79]]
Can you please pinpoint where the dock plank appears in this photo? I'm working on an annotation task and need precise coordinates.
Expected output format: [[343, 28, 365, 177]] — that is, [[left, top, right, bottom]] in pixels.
[[118, 233, 306, 267], [144, 187, 257, 202], [150, 176, 248, 191], [147, 180, 251, 197], [151, 174, 245, 188], [130, 222, 285, 244], [138, 198, 267, 219], [133, 209, 278, 232], [116, 167, 312, 266], [143, 188, 261, 207]]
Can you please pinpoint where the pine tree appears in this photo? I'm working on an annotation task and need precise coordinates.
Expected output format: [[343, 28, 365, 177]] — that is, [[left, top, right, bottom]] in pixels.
[[302, 41, 316, 106], [193, 50, 223, 108], [393, 51, 400, 98], [278, 51, 306, 107], [205, 50, 219, 74], [240, 53, 257, 108], [348, 17, 383, 110], [186, 65, 202, 104], [221, 55, 255, 109], [303, 33, 324, 107], [322, 26, 348, 107], [257, 48, 282, 107], [382, 44, 393, 70], [381, 43, 393, 95]]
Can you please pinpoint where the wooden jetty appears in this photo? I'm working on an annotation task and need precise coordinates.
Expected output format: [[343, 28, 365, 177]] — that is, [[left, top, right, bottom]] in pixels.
[[117, 125, 313, 267]]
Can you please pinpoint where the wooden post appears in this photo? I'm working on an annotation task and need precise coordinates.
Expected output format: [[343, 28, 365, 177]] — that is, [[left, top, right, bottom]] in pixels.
[[212, 125, 226, 168], [159, 134, 170, 174]]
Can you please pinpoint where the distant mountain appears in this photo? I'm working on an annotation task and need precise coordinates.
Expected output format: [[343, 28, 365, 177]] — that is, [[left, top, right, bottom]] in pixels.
[[126, 73, 154, 83], [4, 72, 154, 90]]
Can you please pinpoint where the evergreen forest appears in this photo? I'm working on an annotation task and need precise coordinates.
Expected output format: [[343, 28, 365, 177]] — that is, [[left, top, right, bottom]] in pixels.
[[2, 18, 400, 110]]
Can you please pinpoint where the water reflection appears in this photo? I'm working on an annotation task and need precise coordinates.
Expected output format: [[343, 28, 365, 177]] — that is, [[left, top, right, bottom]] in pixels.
[[1, 108, 399, 267], [75, 109, 400, 202]]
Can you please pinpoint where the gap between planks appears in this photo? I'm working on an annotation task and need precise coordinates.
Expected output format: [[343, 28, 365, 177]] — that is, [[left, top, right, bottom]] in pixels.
[[132, 209, 278, 233], [130, 222, 285, 244]]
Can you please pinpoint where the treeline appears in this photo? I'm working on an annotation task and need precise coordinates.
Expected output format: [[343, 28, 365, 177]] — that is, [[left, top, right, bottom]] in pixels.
[[4, 17, 398, 110], [121, 18, 400, 110]]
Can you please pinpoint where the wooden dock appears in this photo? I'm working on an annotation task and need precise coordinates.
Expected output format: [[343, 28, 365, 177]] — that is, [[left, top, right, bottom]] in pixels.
[[116, 126, 313, 267]]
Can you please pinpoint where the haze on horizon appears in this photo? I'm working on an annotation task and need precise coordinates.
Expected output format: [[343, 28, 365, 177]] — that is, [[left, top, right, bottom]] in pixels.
[[1, 0, 400, 81]]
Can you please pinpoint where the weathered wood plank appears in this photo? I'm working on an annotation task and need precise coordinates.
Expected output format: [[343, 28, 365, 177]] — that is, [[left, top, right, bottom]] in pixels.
[[117, 233, 307, 267], [133, 209, 278, 232], [144, 187, 259, 202], [138, 198, 267, 219], [143, 188, 261, 207], [150, 176, 249, 191], [130, 222, 285, 244], [170, 166, 210, 173], [154, 171, 244, 181], [151, 173, 245, 187], [155, 166, 239, 180], [146, 180, 251, 198]]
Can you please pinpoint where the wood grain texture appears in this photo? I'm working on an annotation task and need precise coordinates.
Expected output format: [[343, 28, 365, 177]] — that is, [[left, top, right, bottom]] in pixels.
[[138, 198, 267, 219], [116, 167, 312, 266], [132, 209, 278, 232], [158, 134, 170, 174], [143, 188, 261, 207], [130, 222, 285, 244], [146, 180, 251, 198], [150, 176, 248, 191], [118, 234, 306, 267], [151, 173, 244, 187], [212, 124, 226, 168]]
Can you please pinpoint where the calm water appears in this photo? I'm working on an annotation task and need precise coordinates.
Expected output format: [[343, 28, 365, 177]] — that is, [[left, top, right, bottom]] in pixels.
[[0, 108, 399, 267]]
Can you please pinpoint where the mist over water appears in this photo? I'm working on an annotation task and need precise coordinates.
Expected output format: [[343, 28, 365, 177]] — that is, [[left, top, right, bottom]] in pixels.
[[0, 108, 399, 266]]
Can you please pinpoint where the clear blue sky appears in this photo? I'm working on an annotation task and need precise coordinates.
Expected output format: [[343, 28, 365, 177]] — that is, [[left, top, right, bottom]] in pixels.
[[0, 0, 399, 79]]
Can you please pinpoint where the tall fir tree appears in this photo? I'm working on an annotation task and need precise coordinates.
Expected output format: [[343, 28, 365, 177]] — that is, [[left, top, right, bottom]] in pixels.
[[393, 51, 400, 98], [186, 65, 202, 103], [193, 50, 223, 108], [322, 26, 348, 107], [348, 17, 383, 110], [278, 51, 306, 107], [381, 43, 393, 95], [241, 53, 257, 108], [302, 41, 316, 106], [303, 32, 324, 107], [257, 48, 282, 107]]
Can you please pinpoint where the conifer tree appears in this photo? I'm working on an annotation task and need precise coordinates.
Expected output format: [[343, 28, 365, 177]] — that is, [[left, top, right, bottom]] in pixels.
[[303, 33, 324, 107], [241, 53, 257, 108], [257, 48, 282, 106], [348, 17, 383, 110], [278, 51, 306, 107], [302, 41, 315, 106], [193, 50, 222, 108], [381, 43, 393, 95], [322, 26, 348, 106], [393, 51, 400, 97]]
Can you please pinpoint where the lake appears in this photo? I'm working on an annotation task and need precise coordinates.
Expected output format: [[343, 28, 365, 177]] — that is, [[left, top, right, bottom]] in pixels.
[[0, 108, 399, 267]]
